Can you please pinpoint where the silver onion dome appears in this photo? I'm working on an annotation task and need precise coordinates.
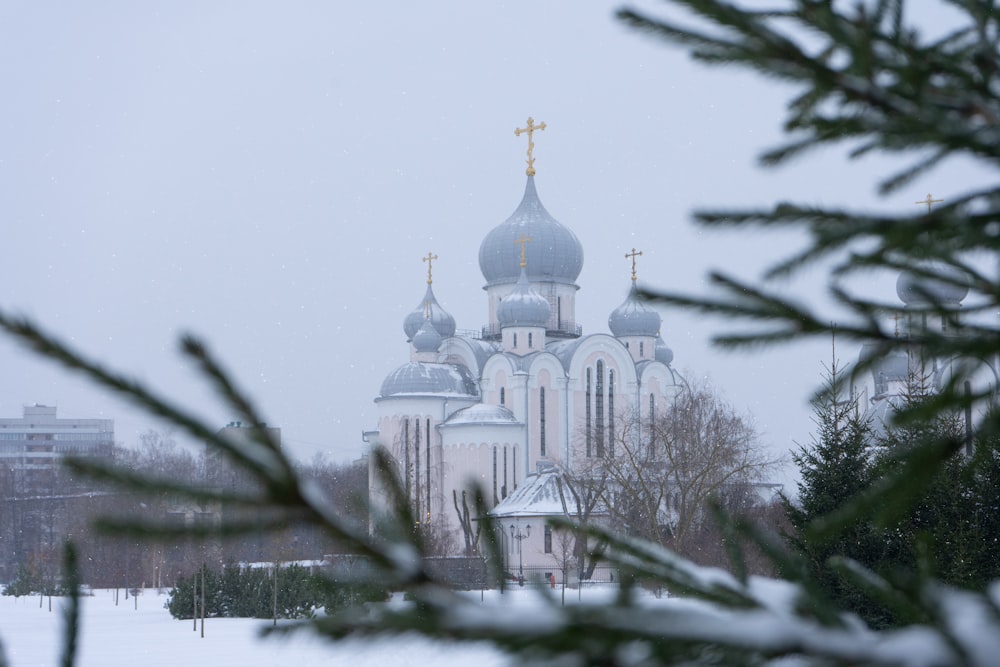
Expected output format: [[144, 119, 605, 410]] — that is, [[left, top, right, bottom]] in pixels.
[[379, 362, 479, 399], [479, 176, 583, 286], [609, 283, 661, 337], [498, 268, 551, 328], [412, 318, 443, 353], [896, 265, 969, 306], [403, 284, 456, 341]]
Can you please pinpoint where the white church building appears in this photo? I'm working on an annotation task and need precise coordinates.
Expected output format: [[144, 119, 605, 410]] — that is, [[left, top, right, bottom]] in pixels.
[[365, 120, 686, 566]]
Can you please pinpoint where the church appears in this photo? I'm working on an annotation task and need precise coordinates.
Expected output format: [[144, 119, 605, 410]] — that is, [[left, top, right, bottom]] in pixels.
[[854, 259, 1000, 444], [364, 119, 687, 563]]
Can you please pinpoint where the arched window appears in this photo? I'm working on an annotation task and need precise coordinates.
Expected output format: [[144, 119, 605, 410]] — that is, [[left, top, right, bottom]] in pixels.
[[649, 394, 656, 451], [540, 387, 546, 457], [596, 360, 605, 457], [608, 370, 615, 458], [585, 368, 592, 457], [403, 419, 411, 503], [425, 418, 432, 521], [414, 417, 421, 520], [492, 446, 498, 504], [503, 445, 509, 499], [513, 446, 517, 490]]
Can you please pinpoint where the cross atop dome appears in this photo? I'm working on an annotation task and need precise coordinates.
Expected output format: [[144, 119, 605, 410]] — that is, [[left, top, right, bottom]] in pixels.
[[422, 251, 437, 284], [916, 193, 944, 214], [625, 248, 643, 282], [515, 117, 546, 176]]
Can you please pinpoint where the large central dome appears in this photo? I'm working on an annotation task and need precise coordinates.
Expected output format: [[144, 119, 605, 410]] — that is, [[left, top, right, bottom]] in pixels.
[[479, 176, 584, 287]]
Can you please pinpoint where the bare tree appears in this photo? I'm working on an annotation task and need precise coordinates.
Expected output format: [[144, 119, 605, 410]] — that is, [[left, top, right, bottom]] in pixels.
[[598, 380, 779, 562]]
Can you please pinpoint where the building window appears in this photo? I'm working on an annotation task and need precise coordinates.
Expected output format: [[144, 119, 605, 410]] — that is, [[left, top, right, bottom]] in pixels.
[[492, 447, 498, 504], [608, 370, 615, 458], [513, 332, 518, 348], [513, 446, 517, 490], [585, 368, 592, 457], [539, 387, 546, 457], [557, 297, 562, 328], [403, 419, 411, 503], [528, 332, 533, 348], [502, 445, 508, 499], [640, 341, 644, 357], [544, 525, 553, 554], [500, 387, 505, 406], [649, 394, 656, 451], [414, 417, 421, 520], [426, 418, 432, 522], [595, 360, 605, 457]]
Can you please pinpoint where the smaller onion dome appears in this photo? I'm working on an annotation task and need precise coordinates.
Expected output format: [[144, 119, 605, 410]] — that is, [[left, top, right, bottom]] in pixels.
[[654, 335, 674, 366], [403, 284, 456, 341], [412, 318, 442, 353], [379, 362, 479, 399], [896, 264, 969, 306], [498, 268, 551, 328], [859, 342, 910, 395], [609, 283, 661, 337]]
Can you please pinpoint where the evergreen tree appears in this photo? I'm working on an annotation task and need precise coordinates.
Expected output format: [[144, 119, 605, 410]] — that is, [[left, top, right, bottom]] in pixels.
[[784, 358, 886, 622]]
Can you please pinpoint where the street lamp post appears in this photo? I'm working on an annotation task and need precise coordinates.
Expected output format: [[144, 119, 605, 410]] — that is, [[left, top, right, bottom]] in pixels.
[[510, 523, 531, 585]]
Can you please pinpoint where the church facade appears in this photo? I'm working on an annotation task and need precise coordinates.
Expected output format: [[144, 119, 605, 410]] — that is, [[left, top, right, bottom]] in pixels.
[[854, 264, 1000, 442], [365, 121, 686, 562]]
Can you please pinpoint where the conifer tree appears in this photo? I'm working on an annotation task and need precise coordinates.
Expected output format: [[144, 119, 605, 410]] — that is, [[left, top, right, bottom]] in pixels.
[[785, 357, 885, 622]]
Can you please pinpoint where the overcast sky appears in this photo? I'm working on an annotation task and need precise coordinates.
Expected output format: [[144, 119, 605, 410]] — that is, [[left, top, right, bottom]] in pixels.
[[1, 3, 984, 482]]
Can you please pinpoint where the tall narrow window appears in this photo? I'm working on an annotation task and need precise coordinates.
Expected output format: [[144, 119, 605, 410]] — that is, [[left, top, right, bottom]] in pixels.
[[513, 446, 517, 490], [513, 332, 518, 348], [544, 525, 553, 554], [608, 370, 615, 458], [528, 332, 533, 348], [585, 368, 592, 457], [640, 341, 644, 357], [539, 387, 546, 457], [557, 297, 563, 328], [426, 418, 432, 522], [414, 417, 421, 521], [503, 446, 508, 499], [595, 360, 605, 457], [649, 394, 656, 451], [500, 387, 505, 406], [492, 446, 498, 504], [403, 420, 411, 506]]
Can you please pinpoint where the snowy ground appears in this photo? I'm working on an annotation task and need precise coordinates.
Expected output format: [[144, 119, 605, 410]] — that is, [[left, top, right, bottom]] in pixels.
[[0, 587, 522, 667]]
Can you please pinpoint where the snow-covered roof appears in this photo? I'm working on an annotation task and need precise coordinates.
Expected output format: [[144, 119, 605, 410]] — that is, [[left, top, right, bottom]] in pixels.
[[378, 362, 479, 399], [443, 403, 521, 426], [489, 466, 571, 518]]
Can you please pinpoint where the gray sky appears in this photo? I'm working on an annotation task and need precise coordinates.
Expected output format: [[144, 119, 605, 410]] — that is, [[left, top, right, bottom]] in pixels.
[[1, 3, 983, 481]]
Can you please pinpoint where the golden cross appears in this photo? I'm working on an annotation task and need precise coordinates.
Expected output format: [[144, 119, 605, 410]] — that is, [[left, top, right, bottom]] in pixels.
[[514, 233, 532, 268], [625, 248, 643, 282], [916, 193, 944, 214], [514, 117, 546, 176], [422, 252, 438, 285]]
